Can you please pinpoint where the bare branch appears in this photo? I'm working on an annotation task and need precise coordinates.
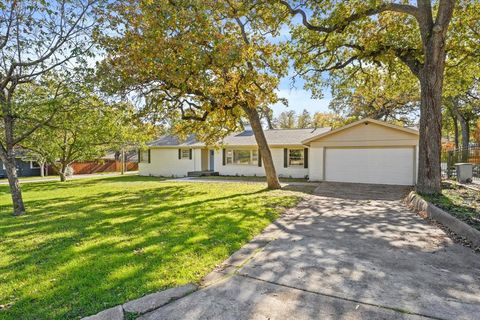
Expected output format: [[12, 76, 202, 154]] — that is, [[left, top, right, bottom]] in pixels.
[[278, 1, 420, 33]]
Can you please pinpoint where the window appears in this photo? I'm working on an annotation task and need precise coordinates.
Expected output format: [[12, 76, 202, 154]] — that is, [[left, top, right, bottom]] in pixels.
[[180, 149, 190, 159], [30, 161, 41, 169], [289, 149, 304, 166], [139, 150, 149, 163], [226, 149, 258, 165]]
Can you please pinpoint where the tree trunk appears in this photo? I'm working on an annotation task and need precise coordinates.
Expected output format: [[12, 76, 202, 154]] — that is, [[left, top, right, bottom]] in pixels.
[[417, 38, 445, 194], [416, 56, 445, 194], [1, 113, 26, 215], [40, 163, 45, 177], [59, 162, 68, 182], [121, 148, 125, 175], [458, 115, 470, 150], [458, 115, 470, 162], [241, 105, 281, 189], [2, 154, 26, 215], [264, 108, 275, 130], [453, 114, 459, 149], [415, 2, 454, 195]]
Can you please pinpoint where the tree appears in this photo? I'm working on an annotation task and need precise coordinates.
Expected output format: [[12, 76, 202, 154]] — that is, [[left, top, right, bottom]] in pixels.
[[313, 112, 348, 129], [329, 64, 419, 125], [442, 73, 480, 150], [474, 120, 480, 145], [98, 0, 288, 189], [0, 0, 102, 215], [23, 81, 150, 181], [276, 110, 297, 128], [445, 96, 478, 150], [277, 0, 478, 194], [258, 105, 276, 130], [297, 109, 312, 128]]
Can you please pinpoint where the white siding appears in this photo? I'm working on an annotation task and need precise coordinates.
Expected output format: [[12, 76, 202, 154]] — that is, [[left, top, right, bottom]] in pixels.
[[308, 146, 324, 181], [139, 148, 199, 177], [214, 147, 309, 179], [307, 121, 419, 185]]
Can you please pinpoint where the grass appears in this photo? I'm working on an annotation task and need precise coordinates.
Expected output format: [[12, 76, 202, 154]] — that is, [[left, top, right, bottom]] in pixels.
[[0, 175, 59, 181], [0, 175, 304, 319], [192, 175, 312, 183], [422, 182, 480, 231], [0, 171, 135, 182]]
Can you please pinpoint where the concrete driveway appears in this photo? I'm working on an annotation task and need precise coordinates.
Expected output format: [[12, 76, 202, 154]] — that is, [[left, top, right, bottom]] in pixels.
[[141, 182, 480, 320]]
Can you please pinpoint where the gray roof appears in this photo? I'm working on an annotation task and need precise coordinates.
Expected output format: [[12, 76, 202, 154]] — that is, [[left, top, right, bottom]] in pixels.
[[148, 134, 205, 147], [148, 128, 331, 148], [222, 128, 330, 146]]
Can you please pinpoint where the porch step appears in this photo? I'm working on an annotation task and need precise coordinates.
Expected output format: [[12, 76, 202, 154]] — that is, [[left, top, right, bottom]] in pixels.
[[187, 171, 219, 177]]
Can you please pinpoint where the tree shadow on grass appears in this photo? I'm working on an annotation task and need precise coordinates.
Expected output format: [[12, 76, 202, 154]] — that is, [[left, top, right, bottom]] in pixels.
[[0, 178, 296, 320], [0, 175, 165, 197]]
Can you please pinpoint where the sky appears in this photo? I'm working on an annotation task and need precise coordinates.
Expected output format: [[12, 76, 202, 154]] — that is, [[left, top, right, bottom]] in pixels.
[[268, 15, 333, 117], [272, 76, 332, 117]]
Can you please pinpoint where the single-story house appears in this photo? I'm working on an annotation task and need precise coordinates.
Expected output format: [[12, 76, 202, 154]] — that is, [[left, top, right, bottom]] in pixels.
[[139, 118, 420, 186], [0, 159, 42, 178]]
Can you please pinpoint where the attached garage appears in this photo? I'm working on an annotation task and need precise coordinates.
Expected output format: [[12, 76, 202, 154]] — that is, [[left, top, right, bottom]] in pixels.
[[324, 147, 415, 185], [304, 119, 419, 186]]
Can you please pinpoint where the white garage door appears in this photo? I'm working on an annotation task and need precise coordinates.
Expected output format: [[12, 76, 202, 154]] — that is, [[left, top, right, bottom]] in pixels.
[[325, 147, 415, 185]]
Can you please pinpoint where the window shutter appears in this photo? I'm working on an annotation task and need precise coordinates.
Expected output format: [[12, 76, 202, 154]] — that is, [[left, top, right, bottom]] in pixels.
[[178, 149, 181, 160], [189, 149, 192, 160], [138, 150, 141, 162], [304, 148, 309, 168], [258, 149, 262, 167], [222, 149, 226, 166], [284, 148, 288, 168], [148, 149, 151, 163]]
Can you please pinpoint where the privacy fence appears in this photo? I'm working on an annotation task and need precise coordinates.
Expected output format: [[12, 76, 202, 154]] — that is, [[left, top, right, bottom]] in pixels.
[[49, 160, 138, 175]]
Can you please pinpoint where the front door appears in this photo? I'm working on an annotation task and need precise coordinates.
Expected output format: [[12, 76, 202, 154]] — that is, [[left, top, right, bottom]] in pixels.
[[209, 150, 214, 171]]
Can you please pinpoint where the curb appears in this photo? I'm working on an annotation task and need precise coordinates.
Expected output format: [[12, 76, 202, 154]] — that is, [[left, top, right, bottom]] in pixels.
[[405, 191, 480, 249], [81, 283, 198, 320]]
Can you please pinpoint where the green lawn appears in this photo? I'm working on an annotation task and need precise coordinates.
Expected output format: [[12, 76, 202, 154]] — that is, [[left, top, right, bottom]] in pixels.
[[0, 176, 303, 319]]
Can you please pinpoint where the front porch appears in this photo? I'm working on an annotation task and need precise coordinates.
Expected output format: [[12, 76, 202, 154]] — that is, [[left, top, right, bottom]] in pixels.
[[187, 170, 219, 177]]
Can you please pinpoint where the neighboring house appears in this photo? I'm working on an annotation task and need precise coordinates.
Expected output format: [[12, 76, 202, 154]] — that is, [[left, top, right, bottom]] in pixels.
[[0, 158, 41, 178], [139, 118, 420, 186]]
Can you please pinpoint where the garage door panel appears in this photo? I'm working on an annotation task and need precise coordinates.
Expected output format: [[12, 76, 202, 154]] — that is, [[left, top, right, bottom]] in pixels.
[[325, 148, 414, 185]]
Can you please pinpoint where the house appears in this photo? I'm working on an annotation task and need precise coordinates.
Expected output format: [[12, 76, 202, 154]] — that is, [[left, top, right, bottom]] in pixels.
[[0, 159, 42, 178], [139, 118, 420, 186]]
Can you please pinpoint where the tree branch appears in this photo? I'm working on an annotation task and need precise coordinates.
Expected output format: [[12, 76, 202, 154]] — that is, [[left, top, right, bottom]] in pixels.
[[278, 1, 420, 33]]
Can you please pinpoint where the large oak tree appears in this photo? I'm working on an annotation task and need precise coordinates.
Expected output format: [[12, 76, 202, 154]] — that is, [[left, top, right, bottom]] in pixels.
[[98, 0, 288, 189], [277, 0, 479, 194]]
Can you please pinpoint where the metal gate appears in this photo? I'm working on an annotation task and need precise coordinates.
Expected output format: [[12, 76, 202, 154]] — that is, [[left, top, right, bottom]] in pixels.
[[445, 146, 480, 183]]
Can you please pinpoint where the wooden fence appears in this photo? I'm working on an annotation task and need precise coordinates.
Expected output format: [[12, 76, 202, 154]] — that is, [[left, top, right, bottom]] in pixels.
[[49, 160, 138, 175]]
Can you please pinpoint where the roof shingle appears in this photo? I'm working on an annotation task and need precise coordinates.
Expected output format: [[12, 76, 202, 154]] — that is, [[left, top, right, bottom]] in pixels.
[[148, 128, 331, 148]]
